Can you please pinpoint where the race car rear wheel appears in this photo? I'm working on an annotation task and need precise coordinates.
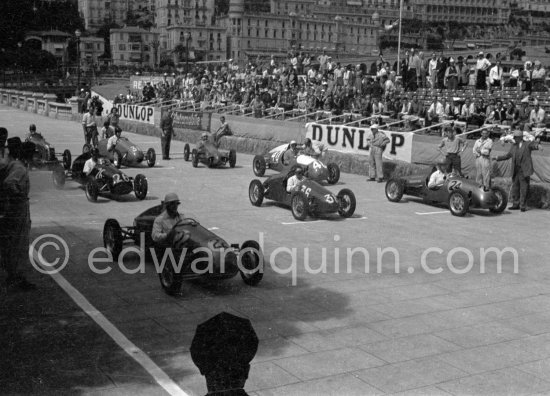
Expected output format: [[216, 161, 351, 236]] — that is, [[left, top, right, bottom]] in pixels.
[[291, 191, 309, 221], [103, 219, 123, 260], [85, 178, 99, 202], [337, 189, 356, 218], [448, 190, 469, 217], [113, 149, 122, 169], [82, 144, 92, 154], [146, 148, 156, 168], [253, 155, 266, 177], [62, 149, 72, 170], [192, 149, 199, 168], [327, 163, 340, 184], [229, 149, 237, 168], [239, 240, 264, 286], [385, 179, 404, 202], [134, 174, 148, 200], [183, 144, 190, 161], [52, 170, 66, 190], [489, 186, 508, 214], [249, 180, 265, 207], [159, 261, 184, 296]]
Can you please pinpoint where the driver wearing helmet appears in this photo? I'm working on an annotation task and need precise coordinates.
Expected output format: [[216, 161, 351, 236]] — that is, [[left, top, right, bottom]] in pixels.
[[197, 132, 210, 152], [83, 148, 100, 176], [283, 140, 300, 165], [26, 124, 41, 140]]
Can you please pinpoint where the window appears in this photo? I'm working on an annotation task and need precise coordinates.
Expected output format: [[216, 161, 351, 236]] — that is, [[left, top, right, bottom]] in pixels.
[[120, 54, 124, 60], [119, 44, 126, 51]]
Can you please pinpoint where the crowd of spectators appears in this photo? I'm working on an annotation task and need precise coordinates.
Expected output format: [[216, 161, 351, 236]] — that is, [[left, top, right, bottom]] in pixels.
[[117, 49, 548, 132]]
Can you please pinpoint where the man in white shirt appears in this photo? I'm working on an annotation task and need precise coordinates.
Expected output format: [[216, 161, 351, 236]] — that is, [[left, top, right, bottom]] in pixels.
[[488, 60, 503, 89], [528, 100, 546, 130], [107, 128, 121, 152], [428, 162, 447, 189], [473, 129, 493, 190], [286, 167, 305, 193], [475, 52, 491, 90], [83, 148, 100, 176], [427, 96, 444, 124], [428, 53, 438, 89], [82, 107, 98, 147], [152, 193, 197, 246]]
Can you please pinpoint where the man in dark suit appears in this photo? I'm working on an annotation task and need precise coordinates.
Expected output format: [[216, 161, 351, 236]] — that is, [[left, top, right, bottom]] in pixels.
[[493, 130, 540, 212]]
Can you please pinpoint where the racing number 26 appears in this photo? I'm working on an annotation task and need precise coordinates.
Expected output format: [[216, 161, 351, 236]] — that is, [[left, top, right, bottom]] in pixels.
[[300, 185, 312, 197]]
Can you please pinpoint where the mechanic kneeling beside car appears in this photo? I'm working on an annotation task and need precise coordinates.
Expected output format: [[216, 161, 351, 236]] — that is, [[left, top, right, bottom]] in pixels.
[[152, 193, 196, 247]]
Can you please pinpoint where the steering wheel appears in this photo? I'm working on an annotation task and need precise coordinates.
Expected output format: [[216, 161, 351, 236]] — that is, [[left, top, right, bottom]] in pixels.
[[176, 218, 199, 227]]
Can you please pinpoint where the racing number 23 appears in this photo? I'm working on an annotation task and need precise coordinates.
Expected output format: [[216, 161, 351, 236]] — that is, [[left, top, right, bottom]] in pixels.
[[448, 180, 462, 192]]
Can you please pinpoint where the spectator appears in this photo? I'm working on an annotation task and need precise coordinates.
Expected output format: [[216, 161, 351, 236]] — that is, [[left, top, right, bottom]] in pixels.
[[438, 127, 467, 176], [366, 124, 390, 183], [473, 129, 493, 190], [475, 52, 491, 90]]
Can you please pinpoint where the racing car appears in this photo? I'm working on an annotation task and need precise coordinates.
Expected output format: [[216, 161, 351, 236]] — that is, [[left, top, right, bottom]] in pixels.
[[52, 151, 148, 202], [183, 141, 236, 168], [102, 205, 264, 295], [24, 133, 72, 172], [384, 169, 508, 216], [252, 143, 340, 184], [84, 137, 156, 168], [248, 166, 356, 221]]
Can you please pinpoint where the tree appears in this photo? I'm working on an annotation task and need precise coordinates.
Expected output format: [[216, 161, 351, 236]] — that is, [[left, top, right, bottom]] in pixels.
[[97, 21, 122, 58]]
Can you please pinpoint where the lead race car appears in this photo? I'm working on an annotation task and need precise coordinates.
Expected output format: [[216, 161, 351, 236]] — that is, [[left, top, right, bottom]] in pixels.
[[384, 169, 508, 216], [53, 151, 148, 202], [183, 137, 236, 168], [85, 136, 156, 168], [249, 166, 356, 221], [24, 132, 72, 172], [102, 205, 264, 295], [252, 143, 340, 184]]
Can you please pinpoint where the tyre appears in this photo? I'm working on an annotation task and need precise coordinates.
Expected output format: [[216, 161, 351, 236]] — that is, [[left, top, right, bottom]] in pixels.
[[192, 149, 198, 168], [448, 190, 470, 217], [291, 191, 309, 221], [248, 180, 265, 207], [103, 219, 123, 261], [146, 148, 156, 167], [85, 178, 99, 202], [52, 170, 65, 190], [337, 188, 356, 218], [62, 149, 72, 170], [239, 240, 264, 286], [134, 174, 148, 200], [183, 144, 190, 161], [489, 186, 508, 214], [229, 149, 237, 168], [113, 149, 123, 169], [82, 144, 92, 154], [385, 179, 404, 202], [158, 260, 184, 296], [253, 155, 266, 177], [326, 163, 340, 184], [207, 157, 215, 168]]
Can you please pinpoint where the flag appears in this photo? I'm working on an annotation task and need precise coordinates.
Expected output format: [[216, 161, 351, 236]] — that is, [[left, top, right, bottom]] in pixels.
[[384, 19, 399, 31]]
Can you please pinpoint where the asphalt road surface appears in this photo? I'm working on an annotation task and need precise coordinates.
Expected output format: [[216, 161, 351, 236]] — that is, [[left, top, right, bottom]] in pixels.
[[2, 105, 550, 395]]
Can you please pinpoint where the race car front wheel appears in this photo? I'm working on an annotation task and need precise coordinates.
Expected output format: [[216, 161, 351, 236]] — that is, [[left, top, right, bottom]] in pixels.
[[183, 144, 190, 161], [337, 189, 356, 218], [385, 179, 404, 202], [52, 170, 66, 190], [291, 191, 309, 221], [229, 149, 237, 168], [249, 180, 265, 206], [253, 155, 266, 177], [327, 163, 340, 184], [62, 149, 72, 170], [134, 174, 148, 200], [103, 219, 123, 261], [146, 148, 156, 168], [159, 260, 184, 296], [448, 190, 469, 217], [239, 240, 264, 286], [489, 186, 508, 214], [192, 149, 199, 168], [85, 178, 99, 202]]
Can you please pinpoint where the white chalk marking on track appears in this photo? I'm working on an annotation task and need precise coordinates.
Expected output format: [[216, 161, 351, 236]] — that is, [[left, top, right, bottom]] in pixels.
[[30, 247, 191, 396], [208, 227, 219, 230], [415, 210, 449, 215], [282, 216, 367, 225]]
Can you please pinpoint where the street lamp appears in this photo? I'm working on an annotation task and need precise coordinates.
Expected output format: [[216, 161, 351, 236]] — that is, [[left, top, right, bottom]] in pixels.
[[1, 48, 5, 88], [17, 42, 22, 89], [152, 40, 160, 69], [183, 31, 191, 73], [75, 29, 81, 95]]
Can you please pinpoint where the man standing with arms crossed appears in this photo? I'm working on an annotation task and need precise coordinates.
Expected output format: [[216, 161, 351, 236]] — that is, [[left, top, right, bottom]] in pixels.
[[82, 106, 98, 148], [367, 124, 390, 183], [160, 109, 174, 160], [438, 126, 467, 176], [472, 129, 493, 190]]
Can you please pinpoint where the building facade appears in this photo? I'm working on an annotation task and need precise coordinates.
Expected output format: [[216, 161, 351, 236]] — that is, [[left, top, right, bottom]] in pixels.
[[412, 0, 511, 24], [78, 0, 155, 32], [110, 26, 159, 67]]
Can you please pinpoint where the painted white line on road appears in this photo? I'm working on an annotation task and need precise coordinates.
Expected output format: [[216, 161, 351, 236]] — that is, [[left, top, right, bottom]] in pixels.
[[30, 247, 191, 396], [208, 227, 219, 230], [415, 210, 449, 215], [148, 166, 176, 170], [282, 216, 367, 225]]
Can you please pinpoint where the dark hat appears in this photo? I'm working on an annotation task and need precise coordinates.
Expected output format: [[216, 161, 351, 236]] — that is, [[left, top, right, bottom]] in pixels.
[[0, 127, 7, 146], [7, 136, 22, 150]]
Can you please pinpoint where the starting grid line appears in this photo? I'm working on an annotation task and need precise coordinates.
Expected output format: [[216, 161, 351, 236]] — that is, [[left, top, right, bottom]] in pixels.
[[282, 216, 368, 225], [415, 210, 449, 215], [30, 246, 191, 396]]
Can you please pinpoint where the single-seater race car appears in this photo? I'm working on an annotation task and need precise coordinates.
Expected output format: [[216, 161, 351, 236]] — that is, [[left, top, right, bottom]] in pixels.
[[253, 143, 340, 184], [183, 139, 236, 169], [248, 166, 356, 221], [102, 205, 264, 295], [24, 133, 72, 172], [384, 169, 508, 216], [52, 152, 148, 202], [85, 137, 156, 168]]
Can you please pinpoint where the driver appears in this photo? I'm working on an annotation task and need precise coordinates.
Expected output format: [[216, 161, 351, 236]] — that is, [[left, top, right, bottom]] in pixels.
[[301, 138, 327, 158], [26, 124, 40, 140], [107, 128, 121, 152], [286, 167, 305, 193], [101, 120, 115, 139], [83, 148, 100, 176], [428, 162, 447, 189], [152, 193, 196, 246], [197, 132, 210, 153], [283, 140, 300, 165]]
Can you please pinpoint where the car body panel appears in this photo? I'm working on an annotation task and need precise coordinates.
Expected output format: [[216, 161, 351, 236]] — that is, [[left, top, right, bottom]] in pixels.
[[263, 144, 331, 182], [98, 137, 145, 165], [195, 140, 232, 167], [24, 134, 64, 170]]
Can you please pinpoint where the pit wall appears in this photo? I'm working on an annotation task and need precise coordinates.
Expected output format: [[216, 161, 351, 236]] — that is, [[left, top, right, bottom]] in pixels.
[[1, 88, 548, 208]]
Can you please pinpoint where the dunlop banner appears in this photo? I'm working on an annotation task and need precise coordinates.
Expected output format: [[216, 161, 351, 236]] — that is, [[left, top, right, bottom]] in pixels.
[[115, 104, 156, 125]]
